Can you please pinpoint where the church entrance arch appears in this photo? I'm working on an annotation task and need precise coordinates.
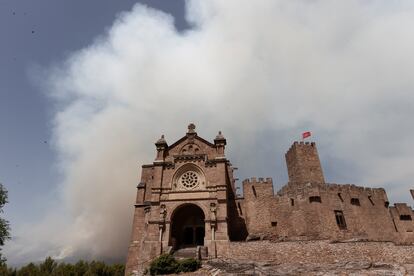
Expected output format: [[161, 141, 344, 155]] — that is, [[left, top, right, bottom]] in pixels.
[[169, 204, 205, 249]]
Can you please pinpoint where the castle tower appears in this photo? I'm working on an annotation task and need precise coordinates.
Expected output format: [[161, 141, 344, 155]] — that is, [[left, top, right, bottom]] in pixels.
[[285, 141, 325, 185]]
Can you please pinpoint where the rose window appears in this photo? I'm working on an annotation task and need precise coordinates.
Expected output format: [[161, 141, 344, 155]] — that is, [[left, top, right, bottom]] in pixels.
[[180, 171, 199, 189]]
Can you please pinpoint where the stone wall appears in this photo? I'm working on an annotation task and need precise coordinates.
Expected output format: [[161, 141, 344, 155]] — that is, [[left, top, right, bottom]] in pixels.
[[236, 141, 413, 244], [212, 240, 414, 275], [240, 179, 403, 242], [224, 240, 414, 264], [390, 203, 414, 243], [241, 178, 274, 234]]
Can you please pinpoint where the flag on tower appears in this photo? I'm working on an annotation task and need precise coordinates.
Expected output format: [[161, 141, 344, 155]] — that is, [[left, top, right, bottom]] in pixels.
[[302, 131, 311, 139]]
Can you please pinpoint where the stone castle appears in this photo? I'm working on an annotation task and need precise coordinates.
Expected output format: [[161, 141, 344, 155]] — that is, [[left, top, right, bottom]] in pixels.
[[125, 124, 414, 275]]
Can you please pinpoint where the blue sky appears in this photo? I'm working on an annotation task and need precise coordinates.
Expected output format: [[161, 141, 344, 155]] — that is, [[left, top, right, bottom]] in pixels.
[[1, 1, 188, 222], [1, 0, 414, 266], [0, 0, 187, 258]]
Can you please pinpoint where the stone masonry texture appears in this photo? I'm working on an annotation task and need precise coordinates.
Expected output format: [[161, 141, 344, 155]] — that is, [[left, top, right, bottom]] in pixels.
[[200, 240, 414, 275], [125, 124, 414, 275]]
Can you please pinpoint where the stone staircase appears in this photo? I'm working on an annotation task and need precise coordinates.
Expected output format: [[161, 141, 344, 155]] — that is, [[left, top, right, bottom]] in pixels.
[[173, 246, 209, 260], [173, 247, 197, 259]]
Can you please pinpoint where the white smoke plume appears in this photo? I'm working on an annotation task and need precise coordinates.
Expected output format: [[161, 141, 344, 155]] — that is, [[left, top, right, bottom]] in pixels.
[[5, 0, 414, 265]]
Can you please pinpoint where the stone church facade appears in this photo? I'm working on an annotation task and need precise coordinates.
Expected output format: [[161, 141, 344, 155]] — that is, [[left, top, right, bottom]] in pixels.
[[125, 124, 414, 275]]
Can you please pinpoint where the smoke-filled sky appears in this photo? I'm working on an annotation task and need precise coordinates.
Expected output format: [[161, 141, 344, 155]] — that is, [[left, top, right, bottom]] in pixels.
[[2, 0, 414, 266]]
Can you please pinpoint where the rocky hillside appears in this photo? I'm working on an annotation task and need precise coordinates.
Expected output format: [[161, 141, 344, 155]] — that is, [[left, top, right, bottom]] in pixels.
[[190, 240, 414, 275]]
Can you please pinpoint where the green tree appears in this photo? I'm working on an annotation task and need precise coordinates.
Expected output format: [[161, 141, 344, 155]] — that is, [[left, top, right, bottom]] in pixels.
[[5, 257, 124, 276], [108, 263, 124, 276], [73, 260, 89, 275], [39, 257, 57, 275], [0, 183, 11, 264], [86, 260, 111, 276], [54, 262, 76, 275], [17, 262, 40, 276]]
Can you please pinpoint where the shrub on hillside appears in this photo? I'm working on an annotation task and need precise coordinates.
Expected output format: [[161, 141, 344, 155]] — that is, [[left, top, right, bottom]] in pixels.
[[177, 258, 201, 273], [148, 254, 178, 275], [147, 254, 201, 275]]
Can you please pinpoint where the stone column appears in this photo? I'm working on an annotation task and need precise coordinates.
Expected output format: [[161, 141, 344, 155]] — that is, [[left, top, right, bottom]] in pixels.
[[210, 203, 217, 257], [159, 204, 166, 254]]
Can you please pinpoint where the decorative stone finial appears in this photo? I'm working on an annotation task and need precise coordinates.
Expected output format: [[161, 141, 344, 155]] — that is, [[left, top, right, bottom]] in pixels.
[[187, 123, 196, 133], [215, 131, 225, 140], [214, 130, 226, 149], [155, 134, 167, 145]]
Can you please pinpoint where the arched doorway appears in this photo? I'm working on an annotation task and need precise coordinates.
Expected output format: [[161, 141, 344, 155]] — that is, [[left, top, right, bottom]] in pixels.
[[170, 204, 205, 249]]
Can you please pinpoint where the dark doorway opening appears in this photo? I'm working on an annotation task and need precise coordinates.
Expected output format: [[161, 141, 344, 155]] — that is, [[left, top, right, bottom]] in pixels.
[[183, 227, 193, 245], [170, 204, 205, 249], [195, 227, 205, 245]]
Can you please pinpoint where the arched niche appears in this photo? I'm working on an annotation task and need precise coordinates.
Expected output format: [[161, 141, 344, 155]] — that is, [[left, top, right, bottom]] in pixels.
[[179, 143, 201, 155]]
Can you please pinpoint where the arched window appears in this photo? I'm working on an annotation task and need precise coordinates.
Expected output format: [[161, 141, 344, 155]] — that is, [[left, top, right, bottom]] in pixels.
[[172, 164, 206, 191]]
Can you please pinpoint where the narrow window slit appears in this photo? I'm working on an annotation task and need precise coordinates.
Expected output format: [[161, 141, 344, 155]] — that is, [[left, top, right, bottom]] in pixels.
[[334, 210, 347, 230], [368, 196, 375, 206]]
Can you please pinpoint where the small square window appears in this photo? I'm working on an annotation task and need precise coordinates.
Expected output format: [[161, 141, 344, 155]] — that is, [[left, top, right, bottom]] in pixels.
[[309, 196, 321, 203], [350, 198, 360, 206], [400, 215, 412, 221], [271, 221, 277, 227]]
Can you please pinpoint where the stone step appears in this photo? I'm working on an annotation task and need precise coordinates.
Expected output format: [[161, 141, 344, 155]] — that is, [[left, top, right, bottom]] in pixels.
[[173, 247, 197, 259]]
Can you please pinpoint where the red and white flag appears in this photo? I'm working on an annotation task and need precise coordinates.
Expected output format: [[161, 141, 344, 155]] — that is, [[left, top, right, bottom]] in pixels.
[[302, 131, 311, 139]]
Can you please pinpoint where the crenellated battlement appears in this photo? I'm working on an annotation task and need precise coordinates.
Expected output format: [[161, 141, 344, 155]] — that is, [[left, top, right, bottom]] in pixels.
[[278, 181, 387, 200], [242, 177, 274, 199], [242, 177, 273, 185], [287, 141, 316, 150], [285, 141, 325, 185]]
